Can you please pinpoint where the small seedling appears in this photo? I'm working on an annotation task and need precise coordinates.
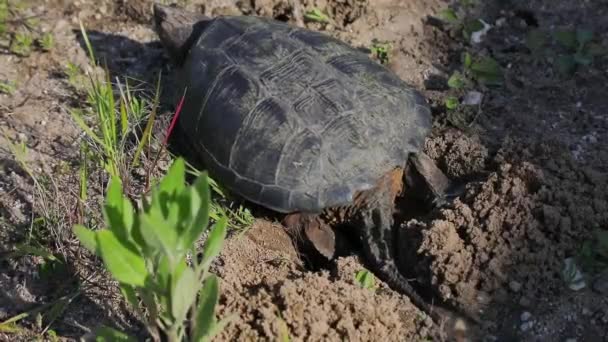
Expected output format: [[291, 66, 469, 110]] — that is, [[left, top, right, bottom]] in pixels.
[[73, 158, 231, 341], [444, 96, 460, 110], [526, 27, 606, 75], [354, 269, 376, 290], [576, 229, 608, 273], [0, 80, 16, 94], [370, 39, 391, 65], [461, 52, 503, 86], [554, 28, 606, 75], [11, 32, 33, 56], [303, 8, 330, 24], [437, 6, 485, 41], [39, 32, 54, 51], [447, 71, 467, 89]]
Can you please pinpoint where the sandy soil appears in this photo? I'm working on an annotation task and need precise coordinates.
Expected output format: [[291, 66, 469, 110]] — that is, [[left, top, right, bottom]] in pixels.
[[1, 0, 607, 341]]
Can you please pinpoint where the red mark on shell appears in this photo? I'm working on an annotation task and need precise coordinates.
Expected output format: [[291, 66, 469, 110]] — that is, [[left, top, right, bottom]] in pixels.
[[163, 94, 186, 146]]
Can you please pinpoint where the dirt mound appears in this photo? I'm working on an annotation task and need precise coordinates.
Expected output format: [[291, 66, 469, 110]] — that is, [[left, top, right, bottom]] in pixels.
[[212, 221, 433, 341]]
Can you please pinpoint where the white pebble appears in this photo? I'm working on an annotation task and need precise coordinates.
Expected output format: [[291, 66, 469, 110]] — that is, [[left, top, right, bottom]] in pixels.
[[520, 311, 532, 322], [509, 280, 522, 292]]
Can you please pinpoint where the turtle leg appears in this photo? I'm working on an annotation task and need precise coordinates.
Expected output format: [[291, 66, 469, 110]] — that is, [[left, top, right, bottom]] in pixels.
[[404, 152, 465, 208], [283, 212, 336, 259], [355, 168, 445, 323]]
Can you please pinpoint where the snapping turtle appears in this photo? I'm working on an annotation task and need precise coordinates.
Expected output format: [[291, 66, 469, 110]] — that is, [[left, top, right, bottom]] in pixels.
[[154, 3, 459, 322]]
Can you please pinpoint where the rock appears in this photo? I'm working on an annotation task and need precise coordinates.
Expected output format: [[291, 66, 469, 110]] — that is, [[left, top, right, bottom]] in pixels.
[[520, 321, 534, 332], [495, 17, 507, 27], [519, 296, 532, 307], [591, 268, 608, 295], [520, 311, 532, 322], [509, 280, 522, 292], [470, 19, 492, 44], [562, 257, 586, 291], [463, 91, 483, 105]]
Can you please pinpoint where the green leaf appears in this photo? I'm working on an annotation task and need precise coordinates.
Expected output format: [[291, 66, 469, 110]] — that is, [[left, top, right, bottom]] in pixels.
[[595, 230, 608, 258], [14, 244, 57, 261], [470, 56, 503, 85], [462, 52, 473, 69], [193, 275, 220, 342], [526, 29, 547, 54], [463, 19, 484, 39], [470, 56, 501, 75], [97, 230, 148, 287], [119, 285, 140, 312], [439, 8, 458, 23], [139, 209, 179, 263], [303, 8, 330, 23], [355, 269, 376, 289], [556, 55, 577, 75], [445, 96, 459, 110], [576, 28, 594, 47], [181, 172, 211, 249], [156, 158, 186, 218], [158, 158, 186, 197], [447, 71, 466, 89], [554, 29, 577, 50], [73, 225, 99, 254], [573, 52, 593, 65], [103, 177, 135, 245], [197, 217, 228, 276], [587, 43, 607, 56], [171, 266, 199, 323], [93, 326, 138, 342]]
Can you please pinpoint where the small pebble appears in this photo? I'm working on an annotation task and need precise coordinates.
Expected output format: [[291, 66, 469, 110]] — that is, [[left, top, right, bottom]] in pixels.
[[463, 91, 483, 105], [520, 311, 532, 322], [18, 133, 27, 142], [520, 321, 534, 332], [519, 296, 532, 307], [592, 269, 608, 295], [582, 308, 592, 316], [509, 280, 522, 292], [565, 339, 577, 342]]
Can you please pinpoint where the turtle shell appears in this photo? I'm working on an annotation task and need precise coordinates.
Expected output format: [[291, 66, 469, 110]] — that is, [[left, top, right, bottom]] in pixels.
[[174, 15, 431, 214]]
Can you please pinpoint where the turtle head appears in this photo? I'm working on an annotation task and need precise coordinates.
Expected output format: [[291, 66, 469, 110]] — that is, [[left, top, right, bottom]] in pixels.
[[153, 3, 210, 65]]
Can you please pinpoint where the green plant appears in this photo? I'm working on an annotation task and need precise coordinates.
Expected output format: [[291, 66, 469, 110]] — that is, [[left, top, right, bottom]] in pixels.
[[525, 27, 606, 75], [447, 71, 467, 89], [303, 8, 330, 23], [11, 31, 33, 55], [73, 158, 230, 341], [39, 32, 54, 51], [69, 21, 159, 180], [554, 28, 606, 75], [354, 269, 376, 290], [577, 229, 608, 273], [370, 39, 391, 65], [0, 79, 16, 94], [184, 160, 255, 231], [438, 7, 484, 41], [461, 52, 503, 86], [444, 96, 460, 110], [0, 1, 54, 56]]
